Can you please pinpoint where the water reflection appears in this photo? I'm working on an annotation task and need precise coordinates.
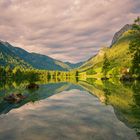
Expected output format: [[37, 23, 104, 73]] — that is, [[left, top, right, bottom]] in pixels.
[[79, 79, 140, 139], [0, 79, 139, 140], [0, 82, 82, 115]]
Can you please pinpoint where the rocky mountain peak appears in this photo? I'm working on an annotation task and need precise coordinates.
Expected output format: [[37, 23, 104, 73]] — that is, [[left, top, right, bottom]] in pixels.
[[110, 24, 132, 47]]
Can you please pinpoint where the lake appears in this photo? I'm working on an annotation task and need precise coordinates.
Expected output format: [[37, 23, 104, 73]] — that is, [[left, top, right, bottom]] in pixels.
[[0, 80, 139, 140]]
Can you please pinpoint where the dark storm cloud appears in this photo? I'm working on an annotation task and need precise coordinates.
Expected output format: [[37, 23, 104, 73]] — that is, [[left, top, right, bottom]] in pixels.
[[0, 0, 140, 62]]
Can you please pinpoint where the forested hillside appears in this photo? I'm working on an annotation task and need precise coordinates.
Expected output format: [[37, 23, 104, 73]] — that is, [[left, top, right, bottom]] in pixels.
[[0, 41, 82, 71], [78, 23, 138, 78]]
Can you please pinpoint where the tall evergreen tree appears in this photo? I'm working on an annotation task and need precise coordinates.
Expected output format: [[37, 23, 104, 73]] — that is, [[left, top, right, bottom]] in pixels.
[[102, 53, 110, 78], [129, 17, 140, 77]]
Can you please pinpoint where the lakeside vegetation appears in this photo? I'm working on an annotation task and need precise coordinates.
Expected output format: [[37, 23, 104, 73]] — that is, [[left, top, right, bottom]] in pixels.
[[0, 65, 79, 88]]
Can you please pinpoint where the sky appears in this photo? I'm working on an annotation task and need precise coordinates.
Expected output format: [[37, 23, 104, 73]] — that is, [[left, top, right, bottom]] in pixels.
[[0, 0, 140, 63]]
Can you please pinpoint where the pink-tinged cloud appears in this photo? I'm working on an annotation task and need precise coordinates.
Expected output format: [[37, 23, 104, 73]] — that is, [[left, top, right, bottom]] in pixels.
[[0, 0, 140, 62]]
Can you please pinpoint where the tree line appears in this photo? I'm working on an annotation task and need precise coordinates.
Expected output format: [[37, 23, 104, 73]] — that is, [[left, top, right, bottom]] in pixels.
[[0, 65, 79, 84]]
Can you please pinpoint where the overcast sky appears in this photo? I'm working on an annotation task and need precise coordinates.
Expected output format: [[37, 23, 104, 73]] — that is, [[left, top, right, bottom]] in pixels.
[[0, 0, 140, 63]]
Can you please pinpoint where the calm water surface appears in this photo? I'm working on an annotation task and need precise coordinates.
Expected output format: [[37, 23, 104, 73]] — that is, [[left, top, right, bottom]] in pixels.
[[0, 81, 139, 140]]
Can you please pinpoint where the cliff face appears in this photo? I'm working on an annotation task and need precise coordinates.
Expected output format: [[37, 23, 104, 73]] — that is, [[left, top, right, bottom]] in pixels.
[[110, 24, 132, 47]]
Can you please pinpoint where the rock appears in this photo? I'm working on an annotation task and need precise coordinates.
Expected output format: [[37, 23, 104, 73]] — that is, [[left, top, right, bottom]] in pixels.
[[26, 83, 39, 89], [101, 77, 109, 81], [4, 93, 26, 103], [110, 24, 132, 47], [120, 75, 134, 81]]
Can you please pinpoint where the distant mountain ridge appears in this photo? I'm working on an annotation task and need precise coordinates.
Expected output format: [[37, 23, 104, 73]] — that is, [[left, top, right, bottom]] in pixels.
[[0, 41, 83, 70], [65, 61, 84, 69]]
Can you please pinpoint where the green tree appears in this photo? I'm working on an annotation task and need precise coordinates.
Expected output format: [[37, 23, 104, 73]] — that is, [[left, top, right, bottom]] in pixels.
[[102, 53, 110, 78], [12, 67, 22, 77], [75, 71, 79, 77], [47, 71, 51, 81], [129, 17, 140, 77], [28, 72, 39, 83], [0, 66, 6, 79], [5, 65, 12, 78]]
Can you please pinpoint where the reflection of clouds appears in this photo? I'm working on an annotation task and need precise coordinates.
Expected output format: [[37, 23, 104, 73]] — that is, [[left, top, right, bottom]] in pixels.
[[0, 0, 140, 62], [0, 90, 137, 140]]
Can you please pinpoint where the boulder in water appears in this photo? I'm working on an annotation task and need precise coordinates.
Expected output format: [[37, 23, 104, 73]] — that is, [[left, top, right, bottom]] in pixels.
[[26, 83, 39, 89], [4, 93, 26, 103]]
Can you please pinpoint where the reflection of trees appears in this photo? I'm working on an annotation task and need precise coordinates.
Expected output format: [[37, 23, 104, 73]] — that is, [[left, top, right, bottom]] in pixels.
[[0, 82, 74, 115], [79, 79, 140, 140], [121, 81, 140, 117], [103, 87, 111, 105], [130, 81, 140, 139], [132, 82, 140, 108]]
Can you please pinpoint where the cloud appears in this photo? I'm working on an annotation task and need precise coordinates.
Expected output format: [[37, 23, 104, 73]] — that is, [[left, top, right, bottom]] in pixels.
[[0, 0, 140, 62]]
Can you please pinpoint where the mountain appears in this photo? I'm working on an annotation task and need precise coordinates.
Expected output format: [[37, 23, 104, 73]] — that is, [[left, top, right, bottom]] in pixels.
[[110, 24, 132, 47], [0, 41, 82, 70], [79, 24, 133, 74], [10, 46, 70, 71], [0, 41, 31, 68], [65, 61, 84, 69]]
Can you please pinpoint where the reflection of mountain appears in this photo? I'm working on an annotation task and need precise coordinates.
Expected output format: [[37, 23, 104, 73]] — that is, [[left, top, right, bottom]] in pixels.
[[78, 80, 106, 103], [78, 80, 140, 139], [0, 82, 83, 115]]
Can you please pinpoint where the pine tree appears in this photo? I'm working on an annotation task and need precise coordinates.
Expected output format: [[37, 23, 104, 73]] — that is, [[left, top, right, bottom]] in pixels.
[[129, 17, 140, 77], [102, 53, 110, 78]]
